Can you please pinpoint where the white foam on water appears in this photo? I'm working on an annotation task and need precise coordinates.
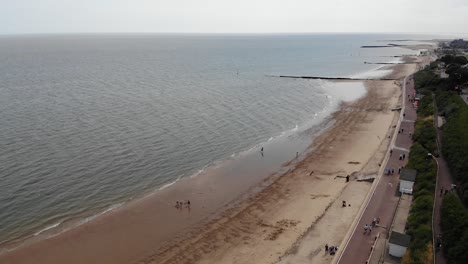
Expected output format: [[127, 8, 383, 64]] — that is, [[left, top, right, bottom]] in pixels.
[[189, 164, 212, 179], [319, 80, 367, 103], [389, 57, 403, 64], [350, 66, 393, 79], [33, 222, 62, 236], [80, 203, 125, 224], [0, 201, 127, 255]]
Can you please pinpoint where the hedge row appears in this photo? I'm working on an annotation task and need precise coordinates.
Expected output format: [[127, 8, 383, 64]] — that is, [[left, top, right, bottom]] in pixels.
[[404, 143, 437, 264]]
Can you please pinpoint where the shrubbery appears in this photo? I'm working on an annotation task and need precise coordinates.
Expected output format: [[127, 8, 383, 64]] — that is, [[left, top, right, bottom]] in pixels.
[[414, 69, 442, 90], [404, 143, 437, 264], [440, 54, 468, 66], [420, 57, 468, 263], [441, 194, 468, 263], [436, 92, 468, 204], [414, 96, 437, 155]]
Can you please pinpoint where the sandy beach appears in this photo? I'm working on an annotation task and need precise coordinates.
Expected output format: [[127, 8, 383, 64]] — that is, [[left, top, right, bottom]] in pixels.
[[0, 54, 434, 264]]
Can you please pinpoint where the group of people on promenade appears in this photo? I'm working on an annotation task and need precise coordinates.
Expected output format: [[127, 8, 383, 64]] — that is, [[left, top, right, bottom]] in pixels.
[[398, 153, 406, 161], [363, 217, 380, 234], [175, 200, 191, 209], [384, 166, 403, 176], [440, 185, 457, 196]]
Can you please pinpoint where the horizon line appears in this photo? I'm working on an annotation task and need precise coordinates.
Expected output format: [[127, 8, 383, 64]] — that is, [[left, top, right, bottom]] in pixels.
[[1, 31, 467, 37]]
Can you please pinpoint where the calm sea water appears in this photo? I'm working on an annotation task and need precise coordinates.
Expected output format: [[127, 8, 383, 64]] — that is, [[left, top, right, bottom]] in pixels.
[[0, 34, 429, 246]]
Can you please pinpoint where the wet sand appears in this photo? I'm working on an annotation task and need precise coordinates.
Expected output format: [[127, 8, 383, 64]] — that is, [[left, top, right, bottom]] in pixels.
[[0, 55, 433, 264], [143, 78, 402, 264]]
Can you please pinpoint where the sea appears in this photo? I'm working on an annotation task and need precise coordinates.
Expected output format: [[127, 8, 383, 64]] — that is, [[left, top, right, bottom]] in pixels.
[[0, 33, 437, 249]]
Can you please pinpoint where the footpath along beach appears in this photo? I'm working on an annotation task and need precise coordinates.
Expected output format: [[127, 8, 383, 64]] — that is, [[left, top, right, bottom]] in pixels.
[[0, 53, 434, 264], [336, 71, 421, 264]]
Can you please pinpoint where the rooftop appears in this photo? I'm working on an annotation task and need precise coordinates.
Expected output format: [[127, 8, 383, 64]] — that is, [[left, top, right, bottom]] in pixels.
[[389, 231, 411, 247], [400, 168, 417, 182]]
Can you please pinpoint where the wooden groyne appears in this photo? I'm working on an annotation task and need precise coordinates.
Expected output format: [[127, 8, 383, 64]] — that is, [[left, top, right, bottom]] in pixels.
[[364, 62, 403, 65], [361, 44, 404, 48], [269, 75, 397, 81], [363, 62, 416, 65], [376, 39, 412, 42]]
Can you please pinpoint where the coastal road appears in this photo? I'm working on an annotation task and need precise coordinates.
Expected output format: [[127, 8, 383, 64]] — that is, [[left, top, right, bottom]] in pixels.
[[432, 95, 452, 264], [336, 76, 417, 264]]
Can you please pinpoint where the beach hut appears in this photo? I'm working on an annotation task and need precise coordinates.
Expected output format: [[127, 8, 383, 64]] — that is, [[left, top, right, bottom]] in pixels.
[[389, 231, 411, 257], [414, 93, 425, 101], [399, 169, 417, 194]]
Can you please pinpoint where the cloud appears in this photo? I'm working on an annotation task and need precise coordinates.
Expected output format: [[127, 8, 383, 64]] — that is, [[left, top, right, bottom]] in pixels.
[[0, 0, 466, 34]]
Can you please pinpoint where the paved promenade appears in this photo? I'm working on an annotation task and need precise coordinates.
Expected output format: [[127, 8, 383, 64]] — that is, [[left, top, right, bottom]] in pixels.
[[336, 76, 417, 264]]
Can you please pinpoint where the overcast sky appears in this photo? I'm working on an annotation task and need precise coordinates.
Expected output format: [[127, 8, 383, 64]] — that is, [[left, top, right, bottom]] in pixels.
[[1, 0, 467, 35]]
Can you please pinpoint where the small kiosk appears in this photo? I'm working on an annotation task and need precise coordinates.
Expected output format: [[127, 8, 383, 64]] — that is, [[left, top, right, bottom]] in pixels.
[[399, 169, 417, 194]]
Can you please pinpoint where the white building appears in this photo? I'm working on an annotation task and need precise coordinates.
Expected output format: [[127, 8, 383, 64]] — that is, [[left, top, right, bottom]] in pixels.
[[399, 169, 417, 194], [389, 231, 411, 258]]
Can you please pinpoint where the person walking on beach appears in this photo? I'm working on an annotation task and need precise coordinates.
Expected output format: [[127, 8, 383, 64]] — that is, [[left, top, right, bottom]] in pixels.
[[296, 152, 299, 158]]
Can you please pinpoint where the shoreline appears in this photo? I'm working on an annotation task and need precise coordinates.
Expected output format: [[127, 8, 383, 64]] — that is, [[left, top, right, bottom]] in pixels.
[[0, 75, 364, 255], [139, 78, 402, 264], [0, 51, 436, 263]]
